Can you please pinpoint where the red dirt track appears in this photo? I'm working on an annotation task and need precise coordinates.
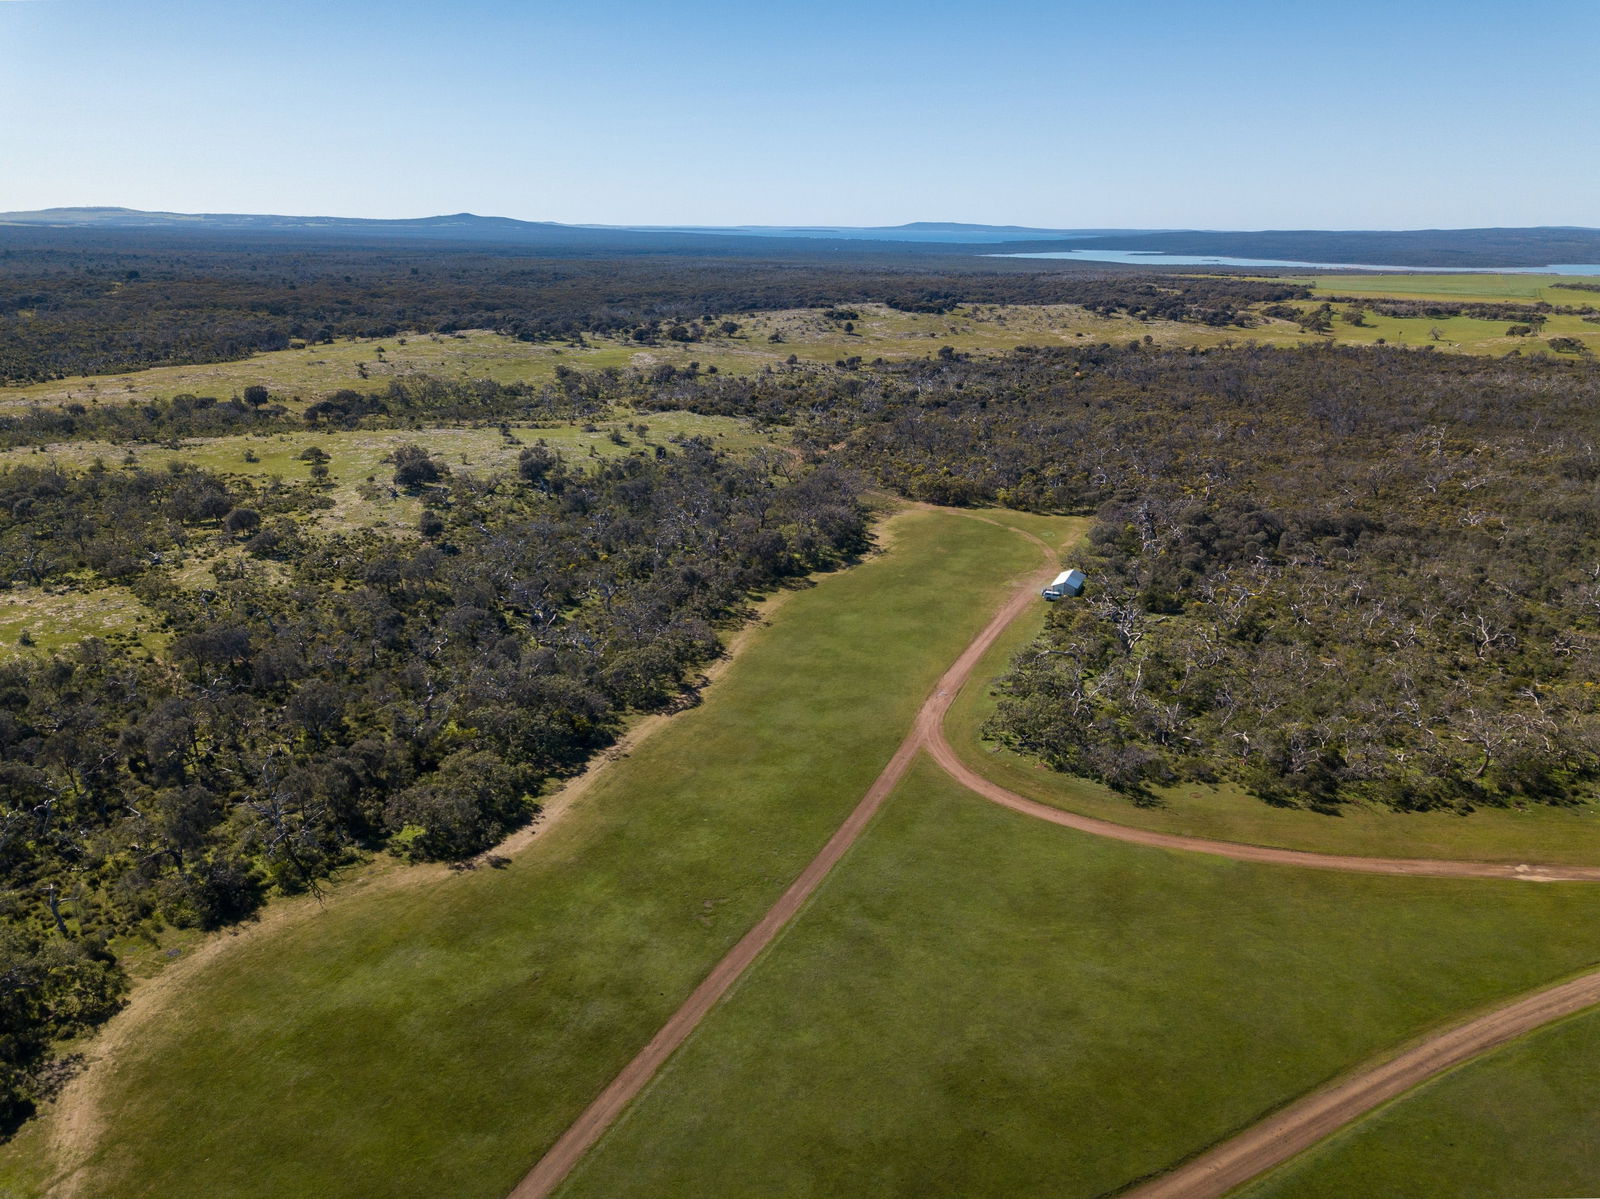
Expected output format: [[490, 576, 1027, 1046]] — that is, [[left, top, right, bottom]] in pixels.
[[510, 518, 1600, 1199], [1119, 967, 1600, 1199], [926, 729, 1600, 881], [508, 551, 1056, 1199]]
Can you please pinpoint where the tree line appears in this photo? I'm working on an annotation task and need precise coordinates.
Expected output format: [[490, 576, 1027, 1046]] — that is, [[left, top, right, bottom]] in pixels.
[[0, 438, 865, 1129]]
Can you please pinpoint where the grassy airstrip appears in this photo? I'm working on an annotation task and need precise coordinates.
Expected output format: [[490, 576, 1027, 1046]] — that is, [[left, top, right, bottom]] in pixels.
[[1240, 1005, 1600, 1199], [556, 759, 1600, 1199], [944, 591, 1600, 864], [0, 506, 1050, 1199]]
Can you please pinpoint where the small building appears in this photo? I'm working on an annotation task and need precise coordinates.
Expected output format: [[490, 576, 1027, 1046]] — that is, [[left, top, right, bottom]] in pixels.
[[1041, 569, 1085, 601]]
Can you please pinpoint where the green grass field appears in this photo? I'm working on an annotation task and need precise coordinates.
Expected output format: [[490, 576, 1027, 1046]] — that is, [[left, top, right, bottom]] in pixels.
[[945, 579, 1600, 864], [1297, 272, 1600, 303], [555, 758, 1600, 1199], [0, 506, 1055, 1199], [1239, 1006, 1600, 1199]]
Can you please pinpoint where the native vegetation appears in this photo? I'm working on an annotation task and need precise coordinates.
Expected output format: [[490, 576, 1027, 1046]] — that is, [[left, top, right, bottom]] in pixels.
[[0, 428, 865, 1125], [592, 340, 1600, 813], [4, 227, 1600, 1193]]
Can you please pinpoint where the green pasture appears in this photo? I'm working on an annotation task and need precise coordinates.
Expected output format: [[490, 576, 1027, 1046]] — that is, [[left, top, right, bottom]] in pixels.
[[1298, 272, 1600, 303], [0, 506, 1057, 1199], [1266, 302, 1600, 357], [1240, 1005, 1600, 1199], [557, 758, 1600, 1199], [945, 557, 1600, 864]]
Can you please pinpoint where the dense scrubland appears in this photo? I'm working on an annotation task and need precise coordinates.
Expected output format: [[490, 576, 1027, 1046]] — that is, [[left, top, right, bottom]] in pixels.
[[0, 231, 1306, 383], [0, 414, 865, 1127], [619, 343, 1600, 812], [5, 232, 1600, 1151]]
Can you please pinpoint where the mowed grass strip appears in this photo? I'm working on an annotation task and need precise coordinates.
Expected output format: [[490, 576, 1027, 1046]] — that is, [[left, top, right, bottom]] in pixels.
[[17, 506, 1054, 1199], [945, 577, 1600, 864], [1237, 1005, 1600, 1199], [556, 758, 1600, 1199]]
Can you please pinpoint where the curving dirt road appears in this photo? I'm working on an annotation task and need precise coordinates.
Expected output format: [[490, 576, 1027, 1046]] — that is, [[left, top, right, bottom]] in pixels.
[[927, 727, 1600, 881], [510, 516, 1600, 1199], [1118, 966, 1600, 1199]]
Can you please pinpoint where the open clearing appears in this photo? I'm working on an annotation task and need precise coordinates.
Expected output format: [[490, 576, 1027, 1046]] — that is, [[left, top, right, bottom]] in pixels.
[[554, 757, 1600, 1199], [0, 580, 154, 654], [0, 506, 1047, 1199], [0, 411, 764, 535], [1297, 272, 1600, 303], [0, 306, 1166, 410]]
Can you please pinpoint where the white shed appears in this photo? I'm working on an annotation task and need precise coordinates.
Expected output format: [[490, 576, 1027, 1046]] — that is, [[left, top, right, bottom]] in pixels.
[[1041, 569, 1085, 600]]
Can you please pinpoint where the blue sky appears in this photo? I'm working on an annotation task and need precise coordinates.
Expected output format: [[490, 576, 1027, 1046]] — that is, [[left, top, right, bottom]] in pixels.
[[2, 0, 1595, 227]]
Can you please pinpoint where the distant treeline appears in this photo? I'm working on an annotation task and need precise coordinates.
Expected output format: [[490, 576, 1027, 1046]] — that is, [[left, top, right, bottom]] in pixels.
[[0, 230, 1305, 383], [1323, 295, 1598, 321]]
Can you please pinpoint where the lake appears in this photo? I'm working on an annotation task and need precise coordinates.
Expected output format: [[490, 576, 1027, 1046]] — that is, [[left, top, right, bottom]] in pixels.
[[989, 249, 1600, 275]]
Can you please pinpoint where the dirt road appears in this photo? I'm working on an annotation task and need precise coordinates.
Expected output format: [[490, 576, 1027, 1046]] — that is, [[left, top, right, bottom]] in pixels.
[[927, 729, 1600, 881], [508, 555, 1062, 1199], [510, 516, 1600, 1199], [1118, 967, 1600, 1199]]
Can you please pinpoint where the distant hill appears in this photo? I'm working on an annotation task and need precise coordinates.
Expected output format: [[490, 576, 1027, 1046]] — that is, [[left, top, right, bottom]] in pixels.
[[3, 209, 1596, 267], [0, 207, 733, 251], [601, 221, 1148, 244], [0, 207, 1113, 255]]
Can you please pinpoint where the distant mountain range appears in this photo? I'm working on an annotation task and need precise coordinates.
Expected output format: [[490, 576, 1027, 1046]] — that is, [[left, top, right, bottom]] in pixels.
[[0, 207, 1107, 255], [1, 208, 1597, 268]]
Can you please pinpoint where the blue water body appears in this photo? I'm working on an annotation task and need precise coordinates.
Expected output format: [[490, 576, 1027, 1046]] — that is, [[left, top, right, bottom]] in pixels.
[[990, 249, 1600, 275]]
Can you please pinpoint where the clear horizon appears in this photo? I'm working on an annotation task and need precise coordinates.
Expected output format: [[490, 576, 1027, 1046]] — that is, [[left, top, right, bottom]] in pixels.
[[3, 0, 1596, 229]]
